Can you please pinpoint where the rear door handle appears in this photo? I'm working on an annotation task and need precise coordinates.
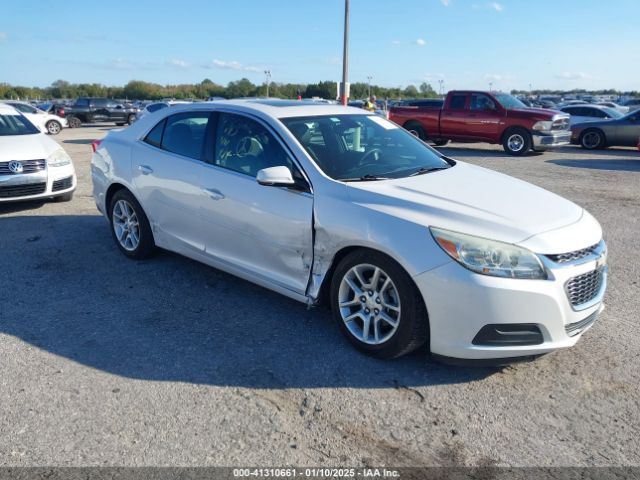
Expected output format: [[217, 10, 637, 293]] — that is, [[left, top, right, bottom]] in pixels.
[[204, 188, 225, 200], [138, 165, 153, 175]]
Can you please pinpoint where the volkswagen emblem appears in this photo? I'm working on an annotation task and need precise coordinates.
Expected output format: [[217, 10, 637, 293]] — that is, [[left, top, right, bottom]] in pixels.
[[8, 161, 24, 174]]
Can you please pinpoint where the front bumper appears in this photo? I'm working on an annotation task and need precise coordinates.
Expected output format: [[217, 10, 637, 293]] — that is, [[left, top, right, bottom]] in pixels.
[[413, 242, 607, 361], [532, 131, 571, 149], [0, 163, 76, 202]]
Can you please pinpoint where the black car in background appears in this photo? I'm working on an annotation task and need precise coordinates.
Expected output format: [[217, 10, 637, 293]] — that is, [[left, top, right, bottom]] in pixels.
[[571, 109, 640, 149], [65, 97, 138, 126]]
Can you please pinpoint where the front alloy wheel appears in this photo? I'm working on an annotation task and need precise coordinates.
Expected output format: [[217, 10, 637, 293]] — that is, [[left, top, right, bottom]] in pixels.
[[330, 250, 429, 359], [338, 264, 401, 345], [46, 120, 61, 135]]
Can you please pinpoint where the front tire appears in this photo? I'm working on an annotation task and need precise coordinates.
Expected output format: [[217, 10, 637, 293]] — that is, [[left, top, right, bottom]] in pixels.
[[330, 250, 429, 359], [46, 120, 62, 135], [580, 129, 605, 150], [108, 190, 155, 259], [503, 128, 532, 156]]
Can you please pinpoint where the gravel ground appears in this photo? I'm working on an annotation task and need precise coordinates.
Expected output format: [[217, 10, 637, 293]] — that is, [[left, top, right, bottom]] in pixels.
[[0, 125, 638, 467]]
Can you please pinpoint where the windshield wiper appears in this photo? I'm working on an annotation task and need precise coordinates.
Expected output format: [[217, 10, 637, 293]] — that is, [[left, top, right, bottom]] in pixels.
[[341, 174, 392, 182], [408, 166, 450, 177]]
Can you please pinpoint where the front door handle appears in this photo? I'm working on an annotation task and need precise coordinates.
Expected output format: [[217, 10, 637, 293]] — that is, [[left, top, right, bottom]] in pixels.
[[138, 165, 153, 175], [204, 188, 225, 200]]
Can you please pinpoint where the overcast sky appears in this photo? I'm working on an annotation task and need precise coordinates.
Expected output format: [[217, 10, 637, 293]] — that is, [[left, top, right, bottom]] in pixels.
[[2, 0, 639, 91]]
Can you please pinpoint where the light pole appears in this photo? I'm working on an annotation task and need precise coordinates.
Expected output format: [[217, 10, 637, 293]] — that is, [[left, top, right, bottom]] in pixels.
[[367, 76, 372, 97], [438, 79, 444, 96], [340, 0, 350, 105], [264, 70, 272, 98], [489, 82, 493, 92]]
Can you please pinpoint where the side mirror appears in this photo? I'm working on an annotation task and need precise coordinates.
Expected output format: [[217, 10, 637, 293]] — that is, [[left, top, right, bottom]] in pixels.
[[256, 166, 295, 187]]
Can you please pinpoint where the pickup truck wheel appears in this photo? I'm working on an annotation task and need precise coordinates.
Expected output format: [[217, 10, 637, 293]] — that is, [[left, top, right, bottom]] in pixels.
[[405, 123, 426, 140], [46, 120, 62, 135], [580, 129, 605, 150], [330, 250, 429, 359], [503, 128, 532, 156], [68, 116, 82, 128], [127, 114, 136, 125]]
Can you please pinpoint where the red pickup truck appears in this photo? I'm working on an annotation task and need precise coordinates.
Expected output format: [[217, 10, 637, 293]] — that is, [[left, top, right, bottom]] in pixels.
[[389, 91, 571, 155]]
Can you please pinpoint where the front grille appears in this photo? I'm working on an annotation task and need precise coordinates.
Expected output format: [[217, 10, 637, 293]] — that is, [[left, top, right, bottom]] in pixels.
[[52, 176, 73, 192], [552, 118, 570, 131], [565, 310, 599, 337], [0, 182, 47, 198], [547, 244, 599, 264], [0, 159, 46, 175], [566, 269, 604, 307]]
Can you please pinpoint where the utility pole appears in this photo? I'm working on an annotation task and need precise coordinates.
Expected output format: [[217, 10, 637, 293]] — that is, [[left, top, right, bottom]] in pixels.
[[489, 82, 493, 92], [264, 70, 272, 97], [367, 76, 372, 97], [438, 79, 444, 96], [340, 0, 350, 105]]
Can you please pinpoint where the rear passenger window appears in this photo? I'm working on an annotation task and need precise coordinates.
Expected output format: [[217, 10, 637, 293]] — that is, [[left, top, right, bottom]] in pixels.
[[144, 119, 166, 147], [161, 112, 211, 160], [449, 95, 466, 110]]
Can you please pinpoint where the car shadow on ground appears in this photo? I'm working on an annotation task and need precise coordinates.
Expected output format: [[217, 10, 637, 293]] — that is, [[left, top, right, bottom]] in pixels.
[[547, 159, 640, 172], [0, 214, 496, 389], [62, 139, 95, 145], [437, 145, 545, 159], [0, 200, 47, 215]]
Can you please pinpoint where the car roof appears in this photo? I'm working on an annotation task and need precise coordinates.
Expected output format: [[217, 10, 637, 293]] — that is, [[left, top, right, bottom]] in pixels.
[[166, 98, 370, 119], [0, 103, 20, 114]]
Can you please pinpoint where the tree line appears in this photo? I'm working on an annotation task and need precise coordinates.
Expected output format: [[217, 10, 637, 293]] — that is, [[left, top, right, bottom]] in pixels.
[[0, 79, 439, 101]]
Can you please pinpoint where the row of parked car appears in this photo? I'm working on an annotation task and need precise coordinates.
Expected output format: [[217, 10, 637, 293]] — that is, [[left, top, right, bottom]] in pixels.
[[388, 90, 640, 154]]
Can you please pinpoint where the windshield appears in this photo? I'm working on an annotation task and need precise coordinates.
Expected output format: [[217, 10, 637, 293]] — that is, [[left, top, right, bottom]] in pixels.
[[0, 114, 40, 136], [494, 93, 527, 110], [282, 114, 451, 181], [602, 107, 624, 119]]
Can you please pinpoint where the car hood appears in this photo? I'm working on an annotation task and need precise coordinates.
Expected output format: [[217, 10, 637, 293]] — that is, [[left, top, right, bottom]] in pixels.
[[0, 133, 60, 162], [345, 161, 584, 247], [507, 107, 565, 120]]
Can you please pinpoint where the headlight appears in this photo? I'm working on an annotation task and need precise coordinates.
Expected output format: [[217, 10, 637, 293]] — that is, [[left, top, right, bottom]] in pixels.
[[430, 227, 547, 279], [532, 121, 553, 131], [47, 149, 72, 167]]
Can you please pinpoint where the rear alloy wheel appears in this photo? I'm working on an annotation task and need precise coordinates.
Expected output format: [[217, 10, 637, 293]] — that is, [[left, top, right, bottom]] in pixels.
[[46, 120, 62, 135], [503, 128, 532, 156], [580, 129, 605, 150], [330, 250, 429, 359], [109, 190, 155, 259]]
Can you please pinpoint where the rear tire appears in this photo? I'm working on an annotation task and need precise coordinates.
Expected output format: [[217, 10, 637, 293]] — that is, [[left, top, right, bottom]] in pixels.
[[126, 114, 136, 125], [46, 120, 62, 135], [108, 189, 155, 260], [404, 122, 427, 141], [330, 249, 429, 359], [580, 129, 605, 150], [503, 128, 532, 156]]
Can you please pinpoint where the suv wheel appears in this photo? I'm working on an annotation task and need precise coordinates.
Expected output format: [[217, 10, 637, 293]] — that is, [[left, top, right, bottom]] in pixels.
[[330, 250, 429, 359]]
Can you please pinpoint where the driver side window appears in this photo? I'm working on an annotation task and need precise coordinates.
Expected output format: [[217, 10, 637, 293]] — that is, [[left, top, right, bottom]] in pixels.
[[213, 113, 293, 178]]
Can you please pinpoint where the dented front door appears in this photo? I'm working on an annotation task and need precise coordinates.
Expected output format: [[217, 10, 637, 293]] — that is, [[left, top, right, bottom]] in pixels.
[[198, 166, 313, 295]]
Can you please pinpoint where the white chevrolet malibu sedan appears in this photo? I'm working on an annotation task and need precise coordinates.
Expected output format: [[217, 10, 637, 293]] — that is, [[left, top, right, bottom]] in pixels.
[[91, 100, 607, 364], [0, 104, 76, 203]]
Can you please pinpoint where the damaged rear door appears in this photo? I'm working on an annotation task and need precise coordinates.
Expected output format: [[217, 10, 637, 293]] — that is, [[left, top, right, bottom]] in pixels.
[[198, 111, 314, 295]]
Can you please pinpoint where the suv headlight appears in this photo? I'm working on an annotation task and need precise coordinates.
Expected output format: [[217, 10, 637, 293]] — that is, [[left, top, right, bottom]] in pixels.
[[532, 121, 553, 131], [47, 148, 72, 167], [430, 227, 547, 279]]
